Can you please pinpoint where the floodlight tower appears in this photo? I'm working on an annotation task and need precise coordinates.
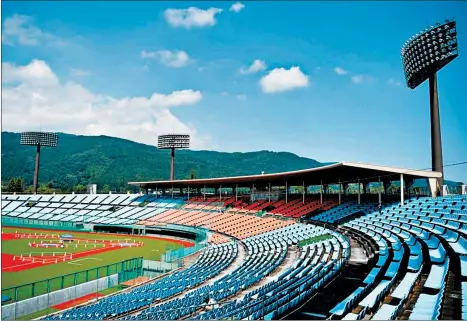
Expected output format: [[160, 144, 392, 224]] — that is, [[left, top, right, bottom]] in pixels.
[[20, 132, 59, 194], [401, 19, 458, 193], [157, 134, 190, 181]]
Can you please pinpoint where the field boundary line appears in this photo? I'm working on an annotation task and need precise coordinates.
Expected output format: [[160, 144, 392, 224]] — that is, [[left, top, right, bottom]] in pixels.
[[67, 257, 103, 265]]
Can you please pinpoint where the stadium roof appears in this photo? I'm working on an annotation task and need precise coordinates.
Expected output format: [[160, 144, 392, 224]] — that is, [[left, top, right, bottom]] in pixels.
[[128, 161, 442, 189]]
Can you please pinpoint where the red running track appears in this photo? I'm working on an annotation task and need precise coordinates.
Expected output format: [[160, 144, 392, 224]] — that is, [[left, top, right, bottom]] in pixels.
[[2, 231, 195, 272], [2, 228, 195, 247], [52, 293, 104, 310]]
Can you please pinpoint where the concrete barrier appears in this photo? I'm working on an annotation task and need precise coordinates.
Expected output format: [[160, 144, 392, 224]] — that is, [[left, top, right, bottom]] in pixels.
[[2, 274, 118, 320]]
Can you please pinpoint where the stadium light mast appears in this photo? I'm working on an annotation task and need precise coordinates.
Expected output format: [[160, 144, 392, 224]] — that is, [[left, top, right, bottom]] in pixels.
[[20, 132, 59, 194], [157, 134, 190, 181], [401, 19, 458, 194]]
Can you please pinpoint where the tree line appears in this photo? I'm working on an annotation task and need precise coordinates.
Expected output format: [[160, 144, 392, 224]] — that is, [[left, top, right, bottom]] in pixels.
[[1, 170, 198, 194]]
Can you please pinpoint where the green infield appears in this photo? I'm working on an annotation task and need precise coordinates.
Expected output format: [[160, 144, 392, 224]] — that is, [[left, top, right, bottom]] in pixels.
[[1, 227, 188, 300]]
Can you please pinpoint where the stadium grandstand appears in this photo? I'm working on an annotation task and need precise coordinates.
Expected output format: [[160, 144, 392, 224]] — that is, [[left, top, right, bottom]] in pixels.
[[2, 160, 467, 321]]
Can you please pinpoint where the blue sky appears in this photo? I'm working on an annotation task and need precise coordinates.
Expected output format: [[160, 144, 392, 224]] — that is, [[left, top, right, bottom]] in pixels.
[[2, 1, 466, 183]]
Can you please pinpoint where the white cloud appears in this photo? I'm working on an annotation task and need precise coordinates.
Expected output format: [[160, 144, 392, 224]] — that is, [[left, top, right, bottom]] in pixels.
[[351, 75, 363, 84], [259, 66, 309, 93], [388, 78, 402, 87], [239, 59, 267, 74], [230, 2, 245, 13], [2, 59, 58, 85], [2, 60, 211, 149], [164, 7, 223, 29], [334, 67, 348, 75], [235, 94, 247, 101], [141, 50, 191, 68], [70, 68, 91, 77], [2, 14, 69, 48]]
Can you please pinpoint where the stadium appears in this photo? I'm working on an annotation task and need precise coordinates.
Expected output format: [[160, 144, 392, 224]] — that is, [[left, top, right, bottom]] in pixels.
[[1, 2, 467, 321]]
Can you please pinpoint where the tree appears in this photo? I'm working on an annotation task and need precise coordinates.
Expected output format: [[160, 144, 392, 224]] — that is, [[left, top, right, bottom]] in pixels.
[[74, 184, 86, 193], [6, 177, 25, 193], [188, 169, 197, 180], [101, 184, 111, 193], [37, 184, 54, 194]]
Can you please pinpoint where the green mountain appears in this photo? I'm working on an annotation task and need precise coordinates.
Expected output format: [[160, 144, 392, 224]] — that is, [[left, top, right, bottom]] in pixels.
[[1, 132, 324, 193]]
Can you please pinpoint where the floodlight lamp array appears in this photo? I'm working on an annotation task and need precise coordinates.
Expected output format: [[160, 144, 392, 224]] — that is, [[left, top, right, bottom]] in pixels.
[[157, 134, 190, 149], [20, 132, 58, 147], [401, 19, 458, 89]]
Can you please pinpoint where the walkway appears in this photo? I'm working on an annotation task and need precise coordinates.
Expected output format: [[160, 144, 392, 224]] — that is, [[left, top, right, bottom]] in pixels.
[[238, 246, 300, 301]]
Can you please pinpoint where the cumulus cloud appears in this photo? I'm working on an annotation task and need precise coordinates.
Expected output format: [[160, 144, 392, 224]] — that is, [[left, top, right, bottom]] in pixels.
[[2, 59, 58, 85], [2, 60, 211, 149], [141, 50, 191, 68], [230, 2, 245, 13], [334, 67, 348, 75], [259, 66, 309, 93], [164, 7, 223, 28], [239, 59, 267, 74], [235, 94, 247, 101]]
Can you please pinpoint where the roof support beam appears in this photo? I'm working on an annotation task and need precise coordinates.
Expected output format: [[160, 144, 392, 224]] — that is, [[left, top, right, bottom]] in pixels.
[[203, 184, 206, 201], [320, 180, 323, 204], [235, 184, 238, 202], [171, 185, 174, 199], [378, 176, 382, 205], [302, 181, 305, 204], [400, 174, 404, 205], [285, 182, 288, 203], [427, 178, 437, 198], [357, 179, 361, 205], [187, 186, 190, 200], [268, 182, 271, 202], [219, 185, 222, 201], [338, 179, 341, 205]]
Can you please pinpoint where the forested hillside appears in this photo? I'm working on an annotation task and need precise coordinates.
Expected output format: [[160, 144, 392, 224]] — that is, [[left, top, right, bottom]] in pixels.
[[1, 132, 324, 193]]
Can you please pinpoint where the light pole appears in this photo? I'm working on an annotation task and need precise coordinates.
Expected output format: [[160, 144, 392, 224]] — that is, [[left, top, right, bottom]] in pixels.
[[20, 132, 58, 194]]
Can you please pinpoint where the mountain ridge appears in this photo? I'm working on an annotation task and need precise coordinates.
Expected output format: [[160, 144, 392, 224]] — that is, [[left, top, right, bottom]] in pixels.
[[1, 132, 325, 192]]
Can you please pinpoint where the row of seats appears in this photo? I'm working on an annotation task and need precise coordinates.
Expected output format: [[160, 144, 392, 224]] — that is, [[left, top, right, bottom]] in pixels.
[[325, 195, 466, 320], [43, 242, 237, 320], [193, 229, 350, 320], [124, 224, 346, 321], [139, 210, 295, 241], [1, 195, 186, 226], [312, 202, 378, 224]]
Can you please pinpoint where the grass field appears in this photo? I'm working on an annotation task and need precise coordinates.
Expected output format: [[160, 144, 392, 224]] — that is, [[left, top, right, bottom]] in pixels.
[[1, 226, 193, 301]]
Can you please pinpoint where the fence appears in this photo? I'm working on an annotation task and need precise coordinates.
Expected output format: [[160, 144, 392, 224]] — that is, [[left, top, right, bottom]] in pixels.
[[158, 224, 208, 263], [2, 274, 120, 321], [1, 216, 89, 232], [1, 257, 143, 305]]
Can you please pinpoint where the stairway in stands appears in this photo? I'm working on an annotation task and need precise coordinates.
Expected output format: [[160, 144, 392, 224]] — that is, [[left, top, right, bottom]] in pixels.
[[441, 269, 461, 320], [283, 240, 372, 320], [399, 273, 428, 320]]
